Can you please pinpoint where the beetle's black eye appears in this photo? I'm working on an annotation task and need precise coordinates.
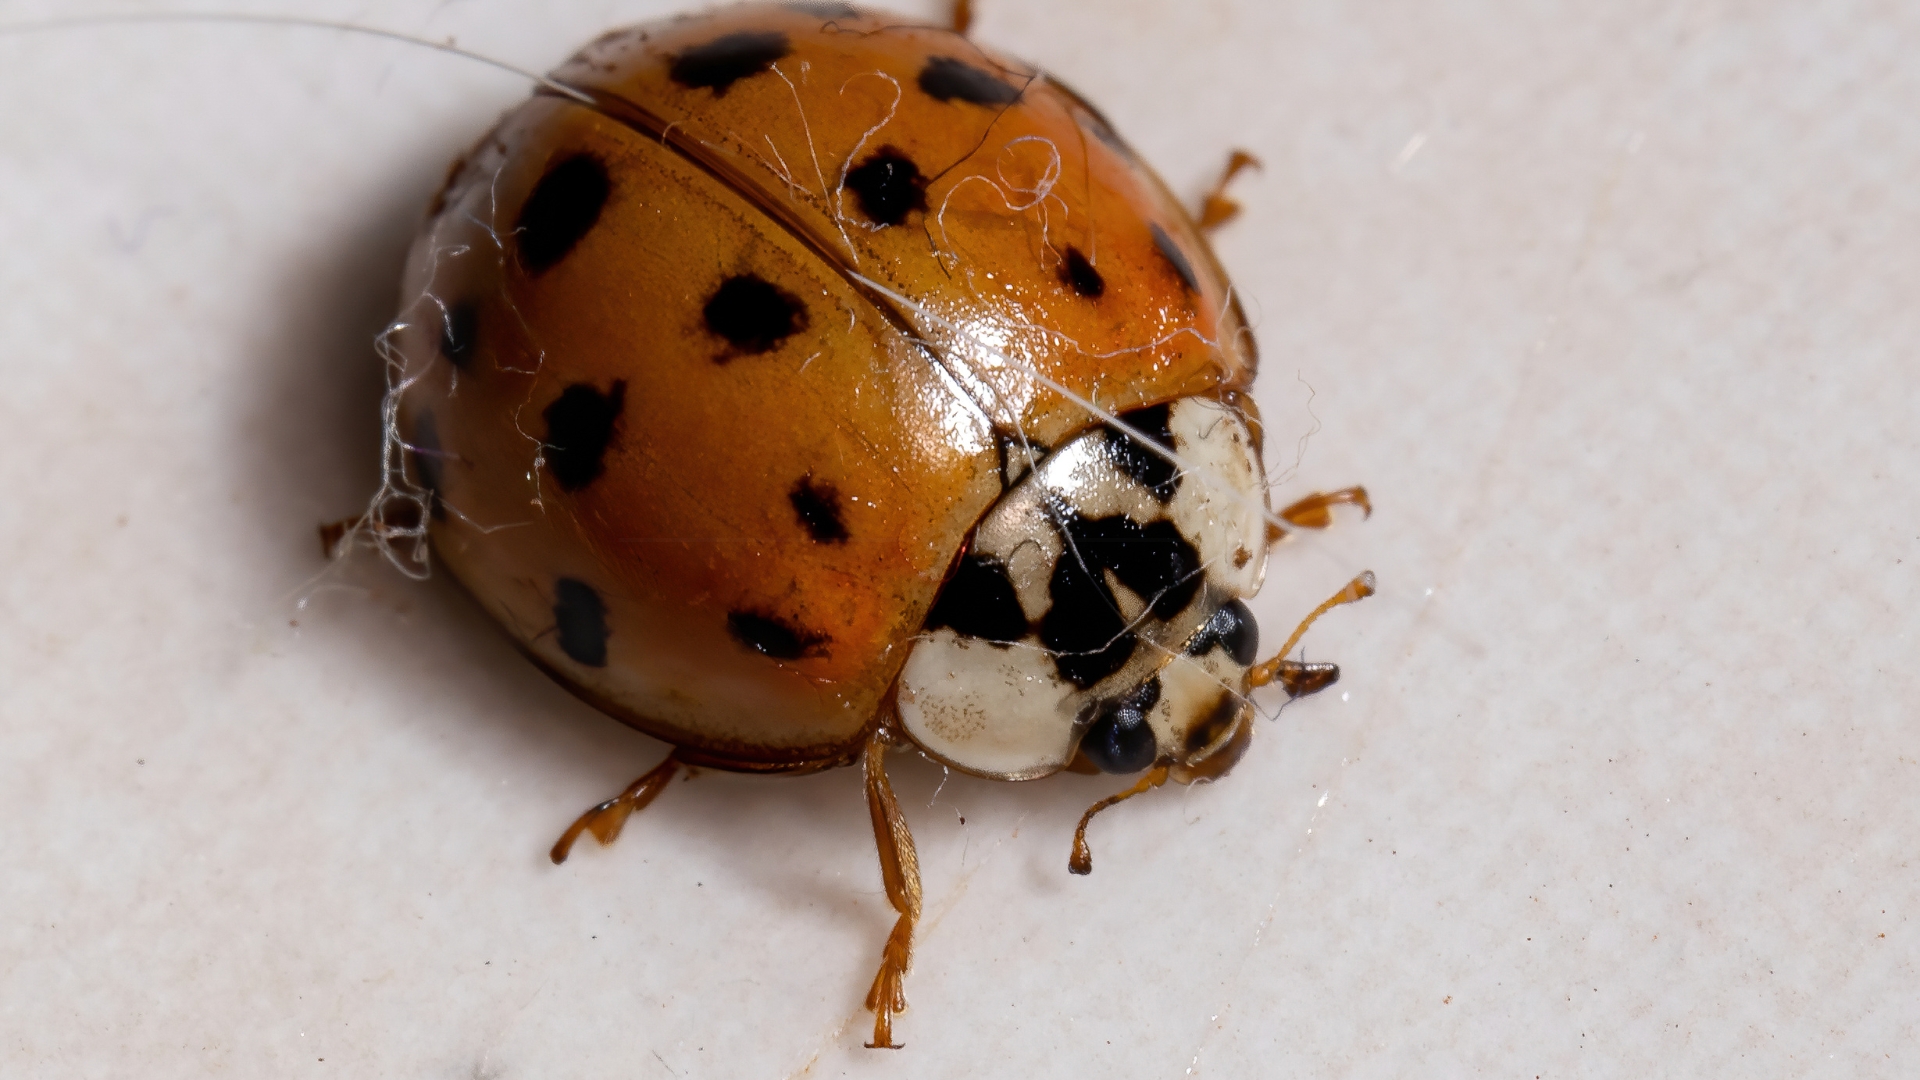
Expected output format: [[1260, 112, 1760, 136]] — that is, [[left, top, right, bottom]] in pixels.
[[1081, 677, 1161, 774], [1187, 598, 1259, 666]]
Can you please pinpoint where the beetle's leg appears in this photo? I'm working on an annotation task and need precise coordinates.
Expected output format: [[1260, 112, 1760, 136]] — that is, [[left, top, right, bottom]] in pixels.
[[1247, 572, 1376, 692], [548, 753, 681, 864], [1198, 150, 1263, 232], [861, 730, 922, 1049], [316, 513, 365, 558], [1264, 486, 1372, 545], [1279, 486, 1372, 530], [951, 0, 973, 35], [1068, 765, 1171, 875], [316, 495, 429, 558]]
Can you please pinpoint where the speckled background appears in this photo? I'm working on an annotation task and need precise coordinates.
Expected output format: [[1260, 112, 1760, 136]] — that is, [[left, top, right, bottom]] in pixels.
[[3, 1, 1916, 1076]]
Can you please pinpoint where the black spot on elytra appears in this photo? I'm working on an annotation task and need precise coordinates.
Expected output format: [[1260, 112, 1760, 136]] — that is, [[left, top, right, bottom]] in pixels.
[[516, 155, 609, 274], [1043, 75, 1135, 157], [670, 31, 790, 94], [844, 148, 926, 226], [1186, 598, 1259, 666], [727, 610, 826, 660], [1061, 247, 1105, 298], [785, 1, 860, 18], [439, 301, 477, 367], [542, 381, 626, 491], [1105, 402, 1180, 502], [704, 274, 806, 355], [1150, 222, 1199, 292], [926, 554, 1027, 645], [1081, 677, 1161, 774], [553, 578, 609, 667], [789, 476, 849, 543], [919, 56, 1022, 105], [408, 409, 446, 521], [1074, 103, 1133, 157]]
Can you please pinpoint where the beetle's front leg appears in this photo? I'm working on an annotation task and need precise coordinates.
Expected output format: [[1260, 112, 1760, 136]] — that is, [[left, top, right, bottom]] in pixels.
[[1280, 486, 1372, 528]]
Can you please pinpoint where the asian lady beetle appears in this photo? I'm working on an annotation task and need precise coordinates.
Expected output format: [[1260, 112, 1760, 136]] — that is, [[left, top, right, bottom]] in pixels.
[[366, 1, 1372, 1049]]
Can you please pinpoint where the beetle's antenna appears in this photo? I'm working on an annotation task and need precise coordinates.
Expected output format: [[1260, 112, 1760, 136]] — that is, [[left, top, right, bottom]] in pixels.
[[1068, 766, 1170, 875], [0, 12, 594, 104], [1248, 572, 1376, 690]]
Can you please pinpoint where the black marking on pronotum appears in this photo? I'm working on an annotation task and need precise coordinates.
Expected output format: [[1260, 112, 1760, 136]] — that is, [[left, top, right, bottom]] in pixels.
[[553, 578, 609, 667], [1073, 514, 1203, 622], [408, 409, 446, 521], [918, 56, 1022, 106], [1042, 510, 1205, 687], [1044, 503, 1205, 680], [439, 301, 477, 368], [1042, 542, 1135, 688], [1150, 222, 1200, 292], [669, 30, 790, 95], [844, 148, 926, 226], [704, 274, 806, 355], [542, 380, 626, 491], [1105, 402, 1181, 503], [516, 155, 610, 274], [789, 476, 849, 544], [1080, 677, 1161, 774], [1061, 247, 1105, 298], [925, 554, 1027, 645], [727, 610, 826, 660], [1185, 598, 1259, 666]]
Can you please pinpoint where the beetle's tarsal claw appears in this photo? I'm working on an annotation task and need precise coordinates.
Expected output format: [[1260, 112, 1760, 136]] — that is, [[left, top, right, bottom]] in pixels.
[[863, 914, 913, 1048]]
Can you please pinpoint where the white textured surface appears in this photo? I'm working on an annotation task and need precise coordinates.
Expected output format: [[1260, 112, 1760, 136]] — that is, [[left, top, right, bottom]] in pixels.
[[3, 1, 1916, 1076]]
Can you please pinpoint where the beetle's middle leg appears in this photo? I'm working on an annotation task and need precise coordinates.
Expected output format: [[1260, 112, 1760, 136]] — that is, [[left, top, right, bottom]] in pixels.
[[1198, 150, 1264, 232], [549, 752, 682, 864], [862, 729, 922, 1049]]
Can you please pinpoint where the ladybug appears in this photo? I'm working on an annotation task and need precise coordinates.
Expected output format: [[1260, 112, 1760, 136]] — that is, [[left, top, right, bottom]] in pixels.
[[369, 0, 1372, 1049]]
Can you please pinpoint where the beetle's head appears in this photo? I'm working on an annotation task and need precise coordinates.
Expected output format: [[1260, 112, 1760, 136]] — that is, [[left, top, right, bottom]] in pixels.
[[1071, 596, 1264, 782], [897, 396, 1276, 781]]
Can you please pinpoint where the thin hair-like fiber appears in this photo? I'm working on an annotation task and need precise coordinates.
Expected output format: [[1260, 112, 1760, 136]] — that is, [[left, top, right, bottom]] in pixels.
[[13, 11, 1369, 634]]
